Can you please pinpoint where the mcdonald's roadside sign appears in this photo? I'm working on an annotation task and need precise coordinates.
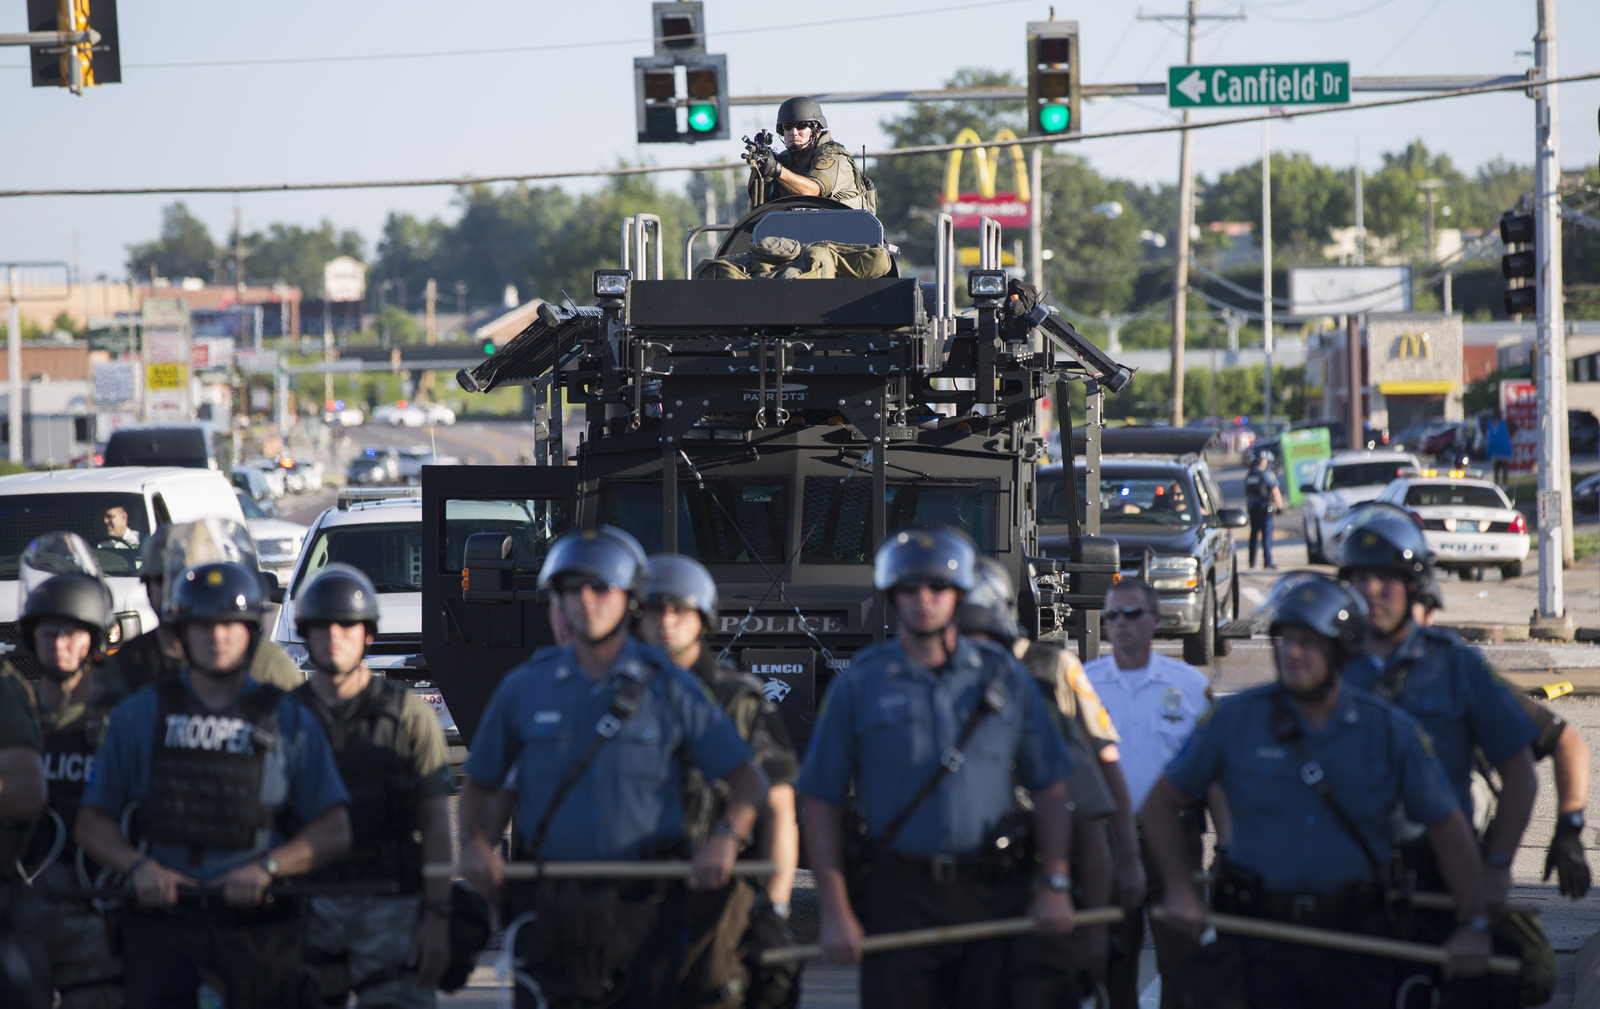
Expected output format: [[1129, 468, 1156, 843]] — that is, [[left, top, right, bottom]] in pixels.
[[938, 127, 1030, 229], [1395, 331, 1432, 360]]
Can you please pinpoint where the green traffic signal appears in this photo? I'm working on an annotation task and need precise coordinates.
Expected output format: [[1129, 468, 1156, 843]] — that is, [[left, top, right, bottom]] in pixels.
[[687, 102, 718, 133], [1038, 102, 1070, 134], [483, 341, 496, 354]]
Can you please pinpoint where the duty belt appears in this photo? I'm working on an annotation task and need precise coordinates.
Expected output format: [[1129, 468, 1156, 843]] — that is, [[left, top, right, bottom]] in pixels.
[[1214, 866, 1384, 929], [875, 849, 997, 887]]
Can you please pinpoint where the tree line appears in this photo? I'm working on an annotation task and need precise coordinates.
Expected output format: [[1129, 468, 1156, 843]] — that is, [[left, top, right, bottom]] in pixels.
[[126, 67, 1596, 326]]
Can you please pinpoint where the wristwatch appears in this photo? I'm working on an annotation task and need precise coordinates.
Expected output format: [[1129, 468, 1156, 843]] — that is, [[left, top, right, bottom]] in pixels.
[[1042, 873, 1073, 893], [259, 854, 282, 879], [1559, 811, 1585, 831], [769, 901, 791, 921], [711, 820, 749, 845]]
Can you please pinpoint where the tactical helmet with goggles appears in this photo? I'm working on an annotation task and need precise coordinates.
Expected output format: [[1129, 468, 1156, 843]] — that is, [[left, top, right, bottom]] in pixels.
[[295, 563, 381, 636], [956, 555, 1021, 645], [164, 561, 266, 627], [1262, 572, 1369, 656], [1338, 505, 1433, 588], [537, 526, 649, 596], [20, 573, 114, 674]]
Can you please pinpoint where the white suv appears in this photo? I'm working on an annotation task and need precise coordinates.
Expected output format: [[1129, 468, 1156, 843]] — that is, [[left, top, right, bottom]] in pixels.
[[1299, 449, 1422, 564], [269, 489, 465, 769]]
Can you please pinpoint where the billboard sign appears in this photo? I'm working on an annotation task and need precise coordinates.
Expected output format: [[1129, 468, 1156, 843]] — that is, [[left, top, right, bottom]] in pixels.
[[1288, 266, 1411, 317], [1500, 379, 1538, 474], [323, 256, 367, 303], [1281, 426, 1332, 508], [92, 361, 138, 406], [940, 192, 1030, 230]]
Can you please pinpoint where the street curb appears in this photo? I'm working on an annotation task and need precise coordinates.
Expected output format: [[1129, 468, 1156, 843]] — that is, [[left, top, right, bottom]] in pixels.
[[1445, 623, 1534, 643]]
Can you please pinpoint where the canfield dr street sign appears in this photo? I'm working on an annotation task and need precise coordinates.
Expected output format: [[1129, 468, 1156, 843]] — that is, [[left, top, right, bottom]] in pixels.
[[1168, 62, 1350, 107]]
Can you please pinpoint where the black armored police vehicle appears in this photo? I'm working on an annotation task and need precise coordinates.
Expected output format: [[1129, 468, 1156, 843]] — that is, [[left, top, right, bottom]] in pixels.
[[417, 196, 1132, 750]]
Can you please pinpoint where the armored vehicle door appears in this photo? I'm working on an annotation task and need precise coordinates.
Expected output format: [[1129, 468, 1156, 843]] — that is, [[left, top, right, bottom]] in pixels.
[[420, 464, 575, 743]]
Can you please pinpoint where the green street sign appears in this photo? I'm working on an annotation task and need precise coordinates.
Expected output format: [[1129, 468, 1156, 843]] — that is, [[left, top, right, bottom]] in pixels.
[[1168, 62, 1349, 108]]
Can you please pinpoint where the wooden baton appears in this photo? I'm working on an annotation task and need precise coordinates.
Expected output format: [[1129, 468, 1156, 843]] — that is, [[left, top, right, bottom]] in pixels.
[[759, 906, 1126, 967], [422, 860, 776, 881], [1150, 908, 1522, 976]]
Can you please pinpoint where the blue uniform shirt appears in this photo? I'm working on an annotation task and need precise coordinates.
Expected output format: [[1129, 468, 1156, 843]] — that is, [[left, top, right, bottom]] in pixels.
[[464, 636, 752, 861], [1343, 624, 1538, 819], [796, 636, 1075, 858], [84, 672, 350, 882], [1165, 681, 1458, 894]]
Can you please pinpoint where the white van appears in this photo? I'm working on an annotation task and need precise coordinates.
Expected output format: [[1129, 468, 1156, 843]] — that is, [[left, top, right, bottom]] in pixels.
[[0, 467, 246, 672]]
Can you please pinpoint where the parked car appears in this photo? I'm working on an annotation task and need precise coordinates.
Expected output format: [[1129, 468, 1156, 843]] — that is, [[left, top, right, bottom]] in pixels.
[[1575, 472, 1600, 513], [0, 466, 246, 676], [1372, 472, 1530, 580], [346, 447, 402, 485], [1038, 428, 1246, 665], [1393, 420, 1457, 454], [397, 447, 463, 484], [240, 458, 289, 498], [269, 489, 463, 768], [322, 403, 366, 426], [374, 401, 457, 427], [231, 466, 275, 504], [102, 424, 216, 469], [1571, 410, 1600, 455], [1299, 449, 1423, 564], [236, 491, 309, 586]]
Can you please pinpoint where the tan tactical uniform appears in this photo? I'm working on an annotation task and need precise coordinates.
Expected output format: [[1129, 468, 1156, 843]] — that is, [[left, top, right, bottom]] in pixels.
[[748, 131, 871, 211]]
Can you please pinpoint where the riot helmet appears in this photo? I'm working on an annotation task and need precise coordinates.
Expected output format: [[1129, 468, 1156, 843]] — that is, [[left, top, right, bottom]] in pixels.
[[643, 554, 719, 627], [1416, 568, 1444, 615], [160, 518, 261, 589], [956, 555, 1021, 645], [536, 526, 648, 595], [295, 563, 381, 635], [1261, 572, 1368, 656], [776, 96, 827, 145], [1337, 506, 1433, 587], [18, 532, 102, 612], [20, 573, 114, 677], [873, 527, 977, 594], [165, 561, 266, 627]]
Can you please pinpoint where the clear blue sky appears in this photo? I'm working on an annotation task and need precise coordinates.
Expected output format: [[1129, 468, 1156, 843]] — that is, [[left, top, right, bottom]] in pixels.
[[2, 0, 1595, 286]]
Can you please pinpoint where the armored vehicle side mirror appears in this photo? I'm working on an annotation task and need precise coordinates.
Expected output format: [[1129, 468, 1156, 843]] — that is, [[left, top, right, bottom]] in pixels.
[[463, 533, 514, 594], [261, 571, 285, 604], [1218, 507, 1249, 529], [1072, 536, 1121, 600], [1298, 484, 1316, 495]]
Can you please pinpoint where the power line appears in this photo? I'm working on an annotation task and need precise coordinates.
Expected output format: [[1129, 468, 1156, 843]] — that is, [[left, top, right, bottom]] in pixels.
[[4, 69, 1598, 199], [1368, 0, 1447, 74], [0, 0, 1035, 71], [1247, 0, 1403, 25]]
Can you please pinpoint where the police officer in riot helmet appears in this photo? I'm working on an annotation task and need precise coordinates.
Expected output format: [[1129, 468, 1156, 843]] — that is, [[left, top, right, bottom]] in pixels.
[[0, 651, 48, 1009], [746, 97, 870, 211], [637, 554, 802, 1009], [798, 528, 1077, 1009], [1144, 573, 1492, 1007], [1337, 510, 1537, 931], [101, 522, 304, 695], [20, 573, 127, 1009], [293, 564, 455, 1007], [458, 527, 769, 1009], [76, 562, 352, 1009]]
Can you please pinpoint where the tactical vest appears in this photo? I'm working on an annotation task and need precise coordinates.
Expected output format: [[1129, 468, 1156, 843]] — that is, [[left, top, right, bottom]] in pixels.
[[681, 657, 765, 849], [143, 679, 283, 856], [27, 698, 112, 867], [293, 678, 421, 887], [773, 140, 877, 214]]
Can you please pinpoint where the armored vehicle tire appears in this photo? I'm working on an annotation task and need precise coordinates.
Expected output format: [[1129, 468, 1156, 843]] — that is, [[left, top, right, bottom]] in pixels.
[[1502, 560, 1523, 579], [1213, 576, 1234, 658], [1184, 585, 1217, 666]]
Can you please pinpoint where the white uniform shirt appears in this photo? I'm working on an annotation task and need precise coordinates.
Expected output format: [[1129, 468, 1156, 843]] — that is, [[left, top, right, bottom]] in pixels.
[[1084, 651, 1212, 812]]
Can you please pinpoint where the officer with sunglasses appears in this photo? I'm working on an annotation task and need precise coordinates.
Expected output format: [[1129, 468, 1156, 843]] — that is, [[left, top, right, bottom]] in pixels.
[[457, 528, 768, 1009], [798, 528, 1077, 1009], [746, 97, 872, 212], [1083, 577, 1225, 1009]]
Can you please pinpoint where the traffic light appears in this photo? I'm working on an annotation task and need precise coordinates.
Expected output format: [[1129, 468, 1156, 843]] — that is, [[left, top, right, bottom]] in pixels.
[[634, 7, 727, 143], [482, 340, 496, 355], [653, 2, 704, 55], [1027, 21, 1080, 137], [682, 54, 728, 140], [1500, 213, 1536, 316], [27, 0, 121, 92], [636, 58, 681, 142]]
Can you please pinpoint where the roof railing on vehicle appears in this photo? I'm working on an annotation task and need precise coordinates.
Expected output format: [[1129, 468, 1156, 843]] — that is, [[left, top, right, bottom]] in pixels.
[[336, 487, 422, 511]]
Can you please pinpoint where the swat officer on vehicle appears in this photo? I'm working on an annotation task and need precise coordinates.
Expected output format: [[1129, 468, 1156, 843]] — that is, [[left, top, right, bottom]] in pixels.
[[746, 97, 872, 211], [21, 573, 126, 1008], [798, 528, 1077, 1009], [637, 554, 802, 1009], [292, 564, 454, 1007], [458, 527, 769, 1009], [101, 522, 305, 694], [1144, 573, 1492, 1007], [77, 561, 352, 1009], [0, 629, 49, 1008]]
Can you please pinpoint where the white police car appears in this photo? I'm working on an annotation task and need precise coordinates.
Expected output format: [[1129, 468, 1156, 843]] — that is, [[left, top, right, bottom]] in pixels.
[[1299, 449, 1421, 564], [1371, 470, 1530, 580]]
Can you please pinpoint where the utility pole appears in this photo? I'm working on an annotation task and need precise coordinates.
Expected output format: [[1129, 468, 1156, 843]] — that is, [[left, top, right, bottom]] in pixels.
[[418, 278, 438, 405], [1354, 138, 1365, 266], [1029, 147, 1044, 289], [1140, 2, 1245, 426], [7, 267, 20, 464], [1532, 0, 1568, 627], [233, 201, 247, 299], [1262, 120, 1274, 427]]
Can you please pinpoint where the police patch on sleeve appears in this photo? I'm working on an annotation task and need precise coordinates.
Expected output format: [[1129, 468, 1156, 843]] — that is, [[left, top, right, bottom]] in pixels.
[[814, 155, 836, 170], [1414, 722, 1437, 758]]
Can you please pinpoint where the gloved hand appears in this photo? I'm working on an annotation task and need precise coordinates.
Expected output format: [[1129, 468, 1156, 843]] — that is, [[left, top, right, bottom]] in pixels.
[[1543, 817, 1590, 898], [740, 901, 800, 1009], [750, 148, 782, 182]]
